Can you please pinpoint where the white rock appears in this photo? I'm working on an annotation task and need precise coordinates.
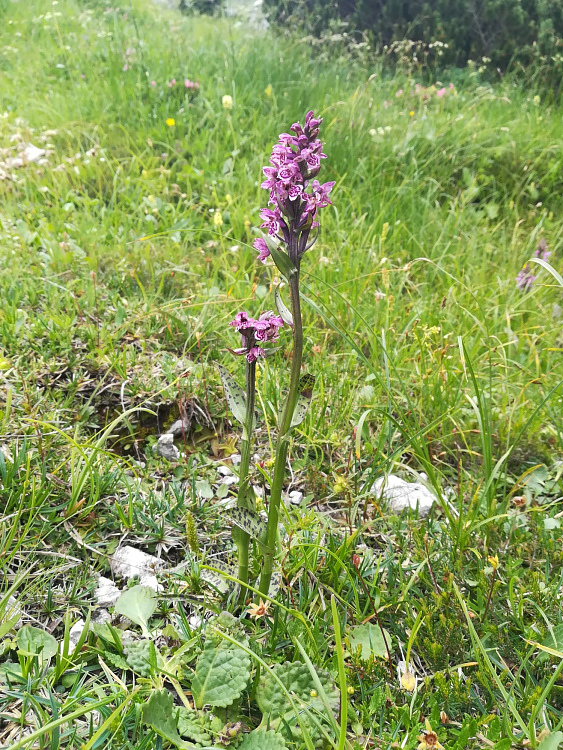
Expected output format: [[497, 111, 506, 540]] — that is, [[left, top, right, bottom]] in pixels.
[[189, 614, 203, 629], [230, 453, 241, 465], [372, 474, 436, 517], [111, 545, 165, 588], [69, 618, 86, 646], [139, 574, 162, 592], [93, 609, 112, 625], [166, 419, 188, 438], [287, 490, 304, 505], [95, 576, 121, 608], [219, 474, 238, 486], [156, 433, 180, 461], [217, 465, 233, 476]]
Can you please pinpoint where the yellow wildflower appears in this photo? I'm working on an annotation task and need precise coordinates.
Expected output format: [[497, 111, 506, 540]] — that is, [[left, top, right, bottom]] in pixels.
[[409, 110, 415, 117], [248, 599, 271, 619], [166, 117, 176, 127], [401, 669, 417, 692], [488, 555, 500, 571], [417, 720, 444, 750], [213, 211, 223, 227], [265, 83, 273, 97], [222, 94, 233, 110]]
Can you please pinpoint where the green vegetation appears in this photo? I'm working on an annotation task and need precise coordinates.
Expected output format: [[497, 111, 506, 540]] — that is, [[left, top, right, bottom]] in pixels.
[[264, 0, 563, 77], [1, 0, 563, 748]]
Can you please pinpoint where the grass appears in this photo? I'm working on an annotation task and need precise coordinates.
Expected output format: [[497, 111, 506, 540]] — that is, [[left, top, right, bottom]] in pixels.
[[1, 0, 563, 747]]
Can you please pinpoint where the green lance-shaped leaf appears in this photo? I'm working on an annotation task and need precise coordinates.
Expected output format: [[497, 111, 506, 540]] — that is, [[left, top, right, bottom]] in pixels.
[[228, 507, 267, 541], [17, 626, 58, 663], [142, 689, 194, 749], [257, 660, 339, 720], [348, 623, 392, 661], [274, 287, 293, 326], [291, 374, 316, 428], [238, 730, 288, 749], [191, 641, 251, 708], [113, 585, 157, 637], [269, 244, 297, 280], [218, 364, 247, 426]]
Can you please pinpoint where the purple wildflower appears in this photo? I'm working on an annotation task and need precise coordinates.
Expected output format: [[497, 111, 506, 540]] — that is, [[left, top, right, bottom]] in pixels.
[[254, 238, 271, 263], [254, 109, 334, 264], [229, 311, 284, 362], [517, 239, 552, 291]]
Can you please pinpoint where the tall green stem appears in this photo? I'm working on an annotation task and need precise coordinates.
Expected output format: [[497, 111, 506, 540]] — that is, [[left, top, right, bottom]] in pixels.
[[235, 358, 256, 605], [259, 270, 303, 596]]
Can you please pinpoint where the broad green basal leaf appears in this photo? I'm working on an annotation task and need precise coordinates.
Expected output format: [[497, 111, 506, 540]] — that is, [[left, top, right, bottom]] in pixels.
[[177, 707, 222, 746], [142, 689, 194, 749], [17, 625, 58, 663], [257, 660, 339, 720], [348, 623, 391, 660], [238, 729, 288, 749], [218, 364, 247, 427], [191, 641, 251, 708], [114, 585, 157, 637], [538, 731, 563, 750]]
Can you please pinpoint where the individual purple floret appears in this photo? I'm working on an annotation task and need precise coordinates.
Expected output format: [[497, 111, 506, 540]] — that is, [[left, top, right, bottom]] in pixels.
[[254, 238, 271, 263], [255, 110, 334, 263], [229, 311, 284, 362], [517, 239, 552, 291]]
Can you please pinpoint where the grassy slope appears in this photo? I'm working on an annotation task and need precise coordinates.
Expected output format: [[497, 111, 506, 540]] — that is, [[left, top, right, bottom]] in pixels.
[[1, 0, 563, 747]]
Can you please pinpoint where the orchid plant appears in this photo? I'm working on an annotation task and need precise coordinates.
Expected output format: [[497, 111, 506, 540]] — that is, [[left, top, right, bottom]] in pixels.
[[221, 110, 334, 602]]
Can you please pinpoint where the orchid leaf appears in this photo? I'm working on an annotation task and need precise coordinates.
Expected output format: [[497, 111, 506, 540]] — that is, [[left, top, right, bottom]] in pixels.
[[228, 507, 267, 541], [291, 374, 316, 427], [269, 245, 296, 280], [218, 364, 247, 426], [274, 287, 293, 326]]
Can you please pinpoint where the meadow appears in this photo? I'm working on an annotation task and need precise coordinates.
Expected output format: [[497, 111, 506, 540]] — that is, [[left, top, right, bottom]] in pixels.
[[1, 0, 563, 747]]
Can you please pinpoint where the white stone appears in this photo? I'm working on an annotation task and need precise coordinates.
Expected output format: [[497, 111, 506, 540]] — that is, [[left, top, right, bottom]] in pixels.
[[93, 609, 112, 625], [166, 419, 188, 437], [69, 618, 86, 646], [372, 474, 436, 516], [111, 545, 165, 589], [219, 474, 238, 486], [287, 490, 304, 505], [95, 576, 121, 608], [217, 465, 233, 476], [156, 433, 180, 461]]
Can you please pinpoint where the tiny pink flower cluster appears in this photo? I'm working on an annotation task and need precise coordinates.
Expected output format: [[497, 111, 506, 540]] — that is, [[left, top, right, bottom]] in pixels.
[[149, 78, 201, 90], [230, 311, 284, 362]]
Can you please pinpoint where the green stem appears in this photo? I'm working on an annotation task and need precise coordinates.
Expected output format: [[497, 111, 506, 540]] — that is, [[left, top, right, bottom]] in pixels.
[[259, 269, 303, 596], [235, 358, 256, 605]]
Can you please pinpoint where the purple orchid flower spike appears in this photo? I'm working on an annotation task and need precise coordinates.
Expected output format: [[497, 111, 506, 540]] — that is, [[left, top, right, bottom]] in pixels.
[[517, 238, 552, 291], [254, 109, 334, 266], [229, 310, 284, 362]]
